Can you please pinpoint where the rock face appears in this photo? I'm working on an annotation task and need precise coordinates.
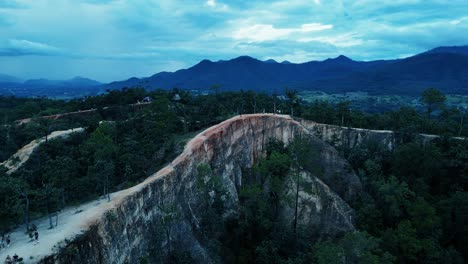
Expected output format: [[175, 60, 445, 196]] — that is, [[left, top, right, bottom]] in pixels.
[[296, 118, 466, 150], [40, 114, 363, 263], [280, 170, 355, 239], [298, 118, 396, 150]]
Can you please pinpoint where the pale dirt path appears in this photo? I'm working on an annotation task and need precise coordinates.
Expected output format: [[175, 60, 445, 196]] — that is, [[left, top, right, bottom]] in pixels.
[[0, 128, 85, 174], [0, 196, 115, 263], [14, 102, 151, 125]]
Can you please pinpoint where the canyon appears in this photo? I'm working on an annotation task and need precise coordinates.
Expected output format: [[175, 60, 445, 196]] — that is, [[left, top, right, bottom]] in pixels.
[[1, 114, 453, 263]]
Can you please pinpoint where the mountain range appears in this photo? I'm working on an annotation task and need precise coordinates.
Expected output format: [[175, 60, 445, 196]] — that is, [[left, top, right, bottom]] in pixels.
[[1, 45, 468, 98], [0, 76, 102, 98]]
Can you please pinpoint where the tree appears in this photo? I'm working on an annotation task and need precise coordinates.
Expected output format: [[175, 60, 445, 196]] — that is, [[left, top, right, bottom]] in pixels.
[[3, 176, 31, 232], [341, 231, 395, 264], [272, 92, 278, 114], [337, 101, 351, 126], [312, 240, 344, 264], [288, 137, 311, 234], [285, 88, 298, 117], [421, 88, 446, 116], [0, 176, 28, 233], [36, 181, 61, 229], [375, 176, 414, 226], [43, 156, 78, 206], [209, 84, 221, 95], [36, 117, 54, 143], [82, 123, 118, 201]]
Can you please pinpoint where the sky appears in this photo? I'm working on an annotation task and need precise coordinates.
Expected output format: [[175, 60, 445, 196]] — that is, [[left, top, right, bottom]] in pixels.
[[0, 0, 467, 82]]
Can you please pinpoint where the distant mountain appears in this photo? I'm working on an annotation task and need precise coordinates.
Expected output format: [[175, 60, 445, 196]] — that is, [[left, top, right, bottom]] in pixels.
[[106, 55, 392, 93], [0, 74, 22, 83], [264, 59, 279, 64], [304, 52, 468, 95], [24, 76, 101, 87], [0, 76, 102, 98], [105, 46, 468, 96], [1, 45, 468, 98]]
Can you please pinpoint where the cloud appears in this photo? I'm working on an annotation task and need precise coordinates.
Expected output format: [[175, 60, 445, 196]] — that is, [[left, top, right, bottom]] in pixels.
[[450, 16, 468, 25], [0, 0, 467, 81], [232, 23, 333, 42], [298, 33, 364, 47], [204, 0, 229, 11], [0, 39, 63, 56], [206, 0, 216, 7]]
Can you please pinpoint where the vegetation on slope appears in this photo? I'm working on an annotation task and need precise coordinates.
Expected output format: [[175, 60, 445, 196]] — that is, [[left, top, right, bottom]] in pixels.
[[0, 87, 466, 263]]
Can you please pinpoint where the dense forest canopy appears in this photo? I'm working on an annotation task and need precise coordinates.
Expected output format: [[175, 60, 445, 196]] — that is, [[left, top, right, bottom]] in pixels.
[[0, 88, 467, 263]]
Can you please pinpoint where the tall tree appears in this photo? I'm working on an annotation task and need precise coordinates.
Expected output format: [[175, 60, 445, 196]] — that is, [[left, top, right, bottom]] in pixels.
[[0, 176, 29, 233], [421, 88, 446, 116], [82, 123, 118, 201], [285, 88, 298, 117]]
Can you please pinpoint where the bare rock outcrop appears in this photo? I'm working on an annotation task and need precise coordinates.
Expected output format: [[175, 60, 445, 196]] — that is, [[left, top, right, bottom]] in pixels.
[[39, 114, 361, 263]]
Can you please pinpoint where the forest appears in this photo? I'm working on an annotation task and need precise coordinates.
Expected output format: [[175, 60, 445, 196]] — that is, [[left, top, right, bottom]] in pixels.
[[0, 87, 467, 263]]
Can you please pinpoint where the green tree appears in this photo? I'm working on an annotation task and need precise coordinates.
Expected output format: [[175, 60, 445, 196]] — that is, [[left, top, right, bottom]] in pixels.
[[82, 123, 118, 201], [288, 136, 322, 234], [285, 88, 299, 117], [376, 176, 414, 225], [36, 181, 61, 229], [0, 175, 28, 233], [337, 101, 351, 126], [312, 240, 344, 264], [421, 88, 446, 116]]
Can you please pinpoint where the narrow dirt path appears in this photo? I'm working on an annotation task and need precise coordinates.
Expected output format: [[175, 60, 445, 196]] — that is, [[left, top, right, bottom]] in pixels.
[[0, 195, 114, 263], [0, 127, 85, 174]]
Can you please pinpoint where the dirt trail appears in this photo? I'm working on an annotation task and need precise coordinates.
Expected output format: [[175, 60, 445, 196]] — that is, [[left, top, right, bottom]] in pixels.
[[0, 196, 114, 263], [0, 128, 85, 174], [14, 102, 151, 125]]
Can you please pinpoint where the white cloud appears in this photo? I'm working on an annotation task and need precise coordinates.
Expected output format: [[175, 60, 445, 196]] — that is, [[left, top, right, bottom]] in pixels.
[[450, 16, 468, 25], [206, 0, 216, 7], [0, 39, 63, 56], [204, 0, 229, 11], [232, 23, 333, 42], [298, 33, 364, 47], [300, 23, 333, 32], [265, 50, 335, 63]]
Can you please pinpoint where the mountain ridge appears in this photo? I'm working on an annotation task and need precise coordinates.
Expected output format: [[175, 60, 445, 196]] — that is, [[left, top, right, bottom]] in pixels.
[[105, 46, 468, 95], [1, 45, 468, 97]]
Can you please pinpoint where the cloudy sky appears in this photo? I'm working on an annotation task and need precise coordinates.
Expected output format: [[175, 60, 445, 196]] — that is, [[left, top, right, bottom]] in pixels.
[[1, 0, 467, 82]]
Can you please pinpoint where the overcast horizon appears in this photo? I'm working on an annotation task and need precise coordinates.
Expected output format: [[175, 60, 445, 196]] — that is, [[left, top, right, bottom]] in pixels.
[[1, 0, 468, 82]]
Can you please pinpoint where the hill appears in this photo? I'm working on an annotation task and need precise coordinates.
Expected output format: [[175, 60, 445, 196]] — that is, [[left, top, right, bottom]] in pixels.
[[106, 46, 468, 96]]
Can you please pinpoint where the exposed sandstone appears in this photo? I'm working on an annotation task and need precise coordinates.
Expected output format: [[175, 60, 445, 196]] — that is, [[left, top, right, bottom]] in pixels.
[[33, 114, 382, 263]]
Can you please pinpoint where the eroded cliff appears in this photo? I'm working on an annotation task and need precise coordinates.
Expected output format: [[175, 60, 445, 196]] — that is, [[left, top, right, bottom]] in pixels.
[[39, 114, 362, 263]]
